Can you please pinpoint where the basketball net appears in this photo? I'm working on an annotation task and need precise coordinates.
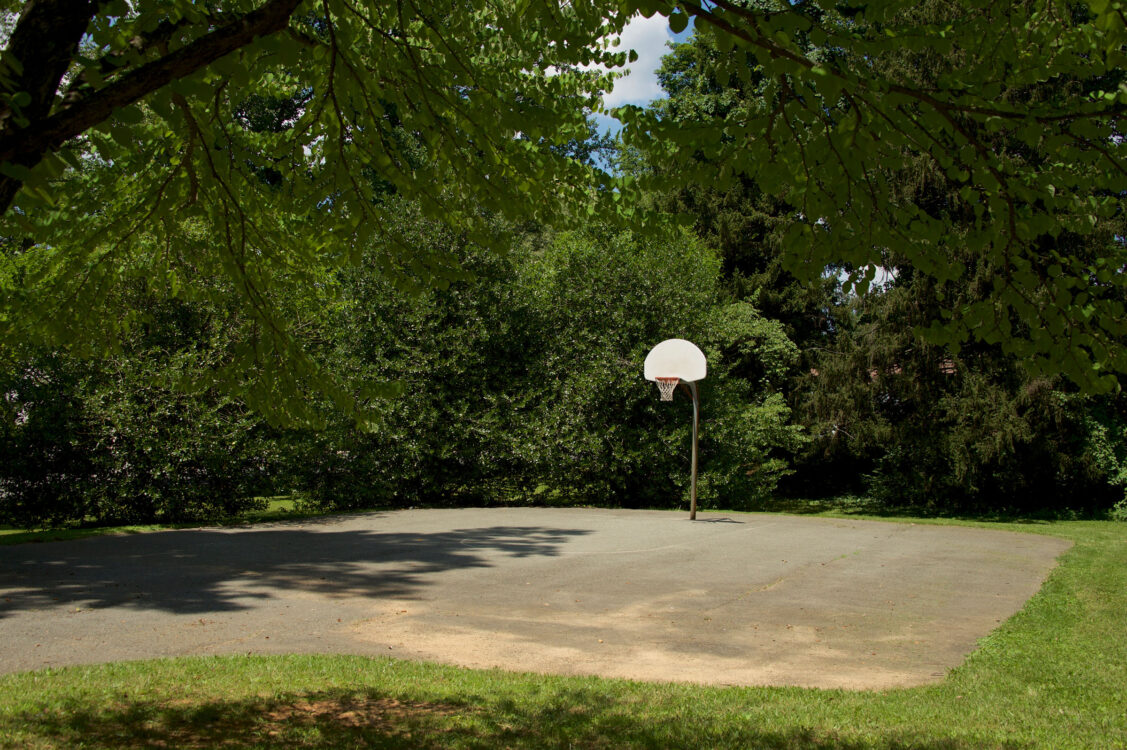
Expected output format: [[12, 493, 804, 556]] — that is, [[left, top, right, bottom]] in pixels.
[[655, 377, 680, 401]]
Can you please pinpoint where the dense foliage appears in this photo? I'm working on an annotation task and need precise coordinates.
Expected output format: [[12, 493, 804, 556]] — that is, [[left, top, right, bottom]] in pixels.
[[2, 217, 806, 525], [630, 3, 1127, 515], [272, 222, 805, 513], [3, 1, 1127, 524], [0, 0, 630, 424], [0, 317, 279, 526], [620, 0, 1127, 391], [3, 0, 1127, 399]]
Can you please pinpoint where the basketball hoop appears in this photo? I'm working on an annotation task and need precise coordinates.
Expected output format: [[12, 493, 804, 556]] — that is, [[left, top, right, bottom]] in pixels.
[[655, 376, 680, 401], [644, 339, 707, 519]]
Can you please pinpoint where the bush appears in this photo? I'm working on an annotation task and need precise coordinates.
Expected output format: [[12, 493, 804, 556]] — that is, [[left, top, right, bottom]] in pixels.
[[1086, 402, 1127, 520], [2, 346, 277, 527], [292, 226, 806, 511]]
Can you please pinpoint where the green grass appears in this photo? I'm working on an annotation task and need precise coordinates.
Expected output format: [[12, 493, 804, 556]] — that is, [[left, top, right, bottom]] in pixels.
[[0, 523, 170, 546], [0, 515, 1124, 748], [0, 496, 333, 547]]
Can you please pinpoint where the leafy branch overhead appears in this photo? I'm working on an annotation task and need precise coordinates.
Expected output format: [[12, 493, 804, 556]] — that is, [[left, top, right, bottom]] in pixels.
[[0, 0, 629, 425], [1, 0, 1126, 420], [616, 0, 1127, 391]]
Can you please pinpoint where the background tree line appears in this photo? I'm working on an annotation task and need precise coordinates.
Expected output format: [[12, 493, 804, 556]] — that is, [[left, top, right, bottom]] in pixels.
[[1, 216, 806, 525]]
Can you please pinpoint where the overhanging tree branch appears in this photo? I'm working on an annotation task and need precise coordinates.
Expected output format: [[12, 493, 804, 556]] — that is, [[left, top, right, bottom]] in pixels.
[[0, 0, 305, 214]]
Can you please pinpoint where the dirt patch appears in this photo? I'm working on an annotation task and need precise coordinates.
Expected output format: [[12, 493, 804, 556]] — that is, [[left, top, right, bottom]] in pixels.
[[264, 695, 466, 731]]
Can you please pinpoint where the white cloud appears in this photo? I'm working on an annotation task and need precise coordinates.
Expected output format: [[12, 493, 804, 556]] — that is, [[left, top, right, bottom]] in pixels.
[[600, 14, 675, 108]]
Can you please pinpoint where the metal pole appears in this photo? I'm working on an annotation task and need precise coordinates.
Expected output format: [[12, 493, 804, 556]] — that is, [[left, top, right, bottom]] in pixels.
[[689, 380, 699, 520]]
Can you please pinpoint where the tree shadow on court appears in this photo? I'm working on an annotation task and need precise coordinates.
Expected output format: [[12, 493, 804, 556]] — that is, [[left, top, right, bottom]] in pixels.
[[5, 685, 1036, 749], [0, 524, 590, 618]]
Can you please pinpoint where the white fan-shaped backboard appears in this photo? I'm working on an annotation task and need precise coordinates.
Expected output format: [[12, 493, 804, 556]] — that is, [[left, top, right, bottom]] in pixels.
[[644, 339, 707, 382]]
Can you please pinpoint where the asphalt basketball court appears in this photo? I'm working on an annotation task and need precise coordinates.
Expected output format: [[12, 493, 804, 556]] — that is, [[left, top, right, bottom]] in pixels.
[[0, 507, 1070, 688]]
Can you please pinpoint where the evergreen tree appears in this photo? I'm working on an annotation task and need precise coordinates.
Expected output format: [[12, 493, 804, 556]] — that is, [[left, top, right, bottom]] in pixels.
[[789, 1, 1127, 511]]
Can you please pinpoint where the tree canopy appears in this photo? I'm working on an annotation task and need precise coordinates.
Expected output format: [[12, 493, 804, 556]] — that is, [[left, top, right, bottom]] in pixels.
[[2, 0, 1126, 417], [624, 0, 1127, 513], [0, 0, 631, 424], [619, 0, 1127, 391], [4, 0, 1127, 522]]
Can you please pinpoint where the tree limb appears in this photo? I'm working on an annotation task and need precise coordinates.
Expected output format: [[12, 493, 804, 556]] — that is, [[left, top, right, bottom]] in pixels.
[[0, 0, 305, 214], [0, 0, 106, 210]]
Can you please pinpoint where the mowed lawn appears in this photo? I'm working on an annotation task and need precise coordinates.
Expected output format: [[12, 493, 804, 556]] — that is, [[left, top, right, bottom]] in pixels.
[[0, 516, 1123, 749]]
